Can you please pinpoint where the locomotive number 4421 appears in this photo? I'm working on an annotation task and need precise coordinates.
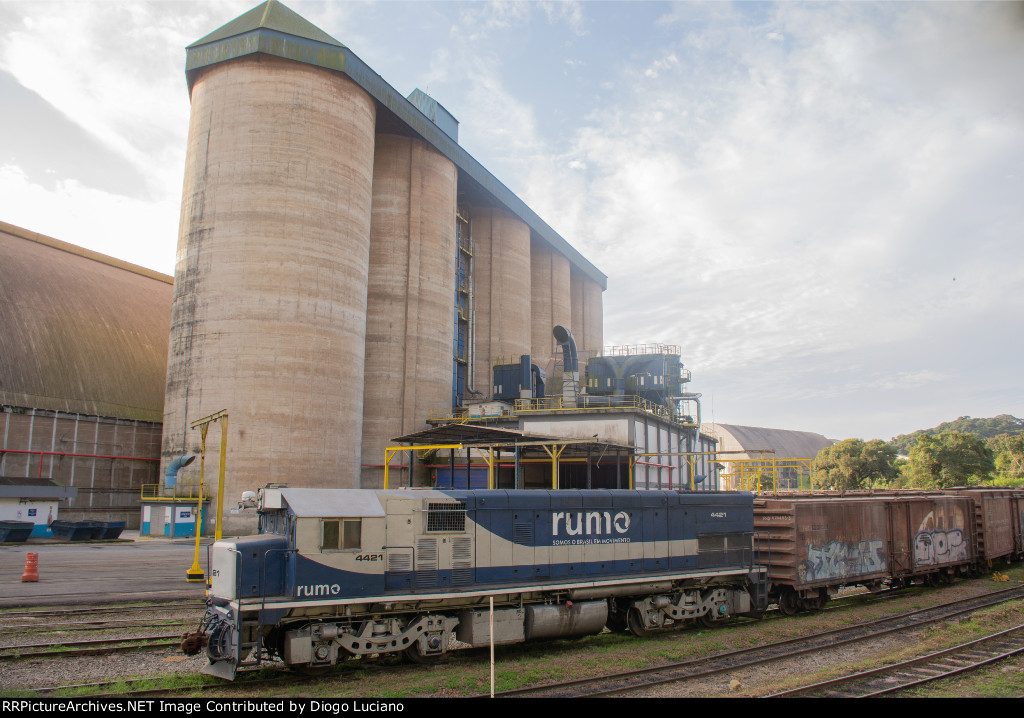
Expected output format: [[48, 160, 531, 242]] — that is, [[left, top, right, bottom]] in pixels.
[[710, 512, 727, 518], [355, 554, 384, 562]]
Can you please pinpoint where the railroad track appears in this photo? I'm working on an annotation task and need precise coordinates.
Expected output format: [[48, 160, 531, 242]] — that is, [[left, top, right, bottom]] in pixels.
[[0, 601, 199, 620], [0, 633, 183, 660], [767, 624, 1024, 697], [486, 584, 1024, 697]]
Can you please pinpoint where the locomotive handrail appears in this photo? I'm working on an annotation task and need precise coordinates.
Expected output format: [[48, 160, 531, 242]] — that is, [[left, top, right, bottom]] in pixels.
[[258, 547, 296, 669], [382, 545, 417, 572]]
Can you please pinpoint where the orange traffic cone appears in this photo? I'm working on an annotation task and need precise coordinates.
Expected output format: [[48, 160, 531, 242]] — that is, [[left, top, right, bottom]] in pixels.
[[21, 552, 39, 582]]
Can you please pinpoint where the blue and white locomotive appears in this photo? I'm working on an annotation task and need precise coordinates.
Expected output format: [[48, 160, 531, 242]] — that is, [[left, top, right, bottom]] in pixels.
[[188, 487, 766, 679]]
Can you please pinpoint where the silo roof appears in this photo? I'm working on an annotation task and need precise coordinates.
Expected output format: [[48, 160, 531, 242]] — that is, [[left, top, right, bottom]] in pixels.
[[188, 0, 344, 49], [0, 222, 173, 422], [184, 0, 607, 290]]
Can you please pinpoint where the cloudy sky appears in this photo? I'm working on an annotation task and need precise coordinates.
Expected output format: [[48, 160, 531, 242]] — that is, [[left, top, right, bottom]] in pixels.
[[2, 0, 1022, 442]]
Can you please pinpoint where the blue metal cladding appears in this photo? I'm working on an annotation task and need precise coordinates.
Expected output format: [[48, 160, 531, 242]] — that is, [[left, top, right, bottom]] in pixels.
[[435, 467, 490, 489], [228, 535, 290, 598]]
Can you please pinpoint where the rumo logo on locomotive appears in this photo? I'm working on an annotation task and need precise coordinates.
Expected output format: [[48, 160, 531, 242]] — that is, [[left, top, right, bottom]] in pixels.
[[551, 510, 631, 544]]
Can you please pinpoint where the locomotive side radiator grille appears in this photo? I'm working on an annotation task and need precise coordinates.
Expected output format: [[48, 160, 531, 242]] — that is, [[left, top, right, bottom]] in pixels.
[[513, 522, 533, 545], [452, 537, 473, 585], [388, 553, 412, 572], [698, 533, 753, 568], [416, 538, 439, 587]]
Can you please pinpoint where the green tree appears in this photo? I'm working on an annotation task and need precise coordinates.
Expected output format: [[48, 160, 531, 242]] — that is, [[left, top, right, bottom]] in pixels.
[[987, 433, 1024, 484], [903, 431, 995, 488], [812, 438, 898, 490], [890, 414, 1023, 454]]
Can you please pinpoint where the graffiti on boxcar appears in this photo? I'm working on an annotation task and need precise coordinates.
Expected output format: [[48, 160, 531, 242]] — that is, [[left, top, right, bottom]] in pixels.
[[913, 528, 968, 566], [800, 539, 887, 582]]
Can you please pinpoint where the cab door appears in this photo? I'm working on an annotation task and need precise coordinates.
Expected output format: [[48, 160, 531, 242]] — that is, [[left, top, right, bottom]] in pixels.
[[385, 498, 415, 591]]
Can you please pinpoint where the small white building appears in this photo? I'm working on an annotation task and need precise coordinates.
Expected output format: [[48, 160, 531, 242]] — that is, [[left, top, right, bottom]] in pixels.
[[0, 477, 78, 537]]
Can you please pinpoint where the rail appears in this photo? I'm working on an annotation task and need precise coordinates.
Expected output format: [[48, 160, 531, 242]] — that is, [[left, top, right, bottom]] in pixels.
[[140, 483, 207, 501], [514, 395, 696, 426]]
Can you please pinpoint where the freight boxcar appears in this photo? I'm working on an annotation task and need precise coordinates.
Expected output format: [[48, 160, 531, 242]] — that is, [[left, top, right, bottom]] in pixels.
[[754, 493, 976, 613], [945, 487, 1024, 564]]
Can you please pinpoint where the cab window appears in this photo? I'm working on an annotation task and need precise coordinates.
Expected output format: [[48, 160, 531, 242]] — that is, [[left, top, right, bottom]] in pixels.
[[321, 518, 361, 551]]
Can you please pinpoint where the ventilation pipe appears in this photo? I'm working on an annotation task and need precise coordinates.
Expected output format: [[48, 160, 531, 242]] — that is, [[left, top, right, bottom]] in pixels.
[[552, 325, 579, 406], [165, 454, 196, 489]]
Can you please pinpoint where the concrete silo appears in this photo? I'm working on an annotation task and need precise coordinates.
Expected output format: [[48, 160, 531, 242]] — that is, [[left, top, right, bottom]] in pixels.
[[571, 266, 605, 362], [163, 20, 377, 533], [469, 207, 532, 397], [361, 134, 457, 488], [162, 1, 607, 533], [530, 241, 572, 378]]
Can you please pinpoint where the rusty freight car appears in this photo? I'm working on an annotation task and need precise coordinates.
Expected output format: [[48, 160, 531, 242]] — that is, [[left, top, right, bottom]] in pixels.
[[754, 493, 976, 614], [945, 488, 1024, 564]]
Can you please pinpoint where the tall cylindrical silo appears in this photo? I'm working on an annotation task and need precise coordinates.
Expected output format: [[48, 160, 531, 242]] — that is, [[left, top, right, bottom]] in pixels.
[[162, 54, 377, 535], [470, 206, 531, 398], [571, 266, 605, 363], [582, 274, 604, 356], [530, 241, 572, 375], [361, 134, 457, 488]]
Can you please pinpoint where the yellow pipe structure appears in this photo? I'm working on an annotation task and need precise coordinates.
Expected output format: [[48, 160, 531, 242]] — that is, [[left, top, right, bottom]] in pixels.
[[472, 447, 496, 489], [383, 444, 463, 489], [633, 449, 778, 492], [190, 410, 229, 540], [185, 410, 228, 582], [540, 444, 568, 489], [185, 424, 208, 582]]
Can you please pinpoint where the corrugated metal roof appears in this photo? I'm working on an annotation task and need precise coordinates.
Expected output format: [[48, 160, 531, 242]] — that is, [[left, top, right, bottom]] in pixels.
[[0, 222, 172, 422], [706, 424, 835, 459]]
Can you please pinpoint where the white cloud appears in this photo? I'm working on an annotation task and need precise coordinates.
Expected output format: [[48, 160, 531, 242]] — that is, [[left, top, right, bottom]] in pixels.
[[1, 163, 178, 272]]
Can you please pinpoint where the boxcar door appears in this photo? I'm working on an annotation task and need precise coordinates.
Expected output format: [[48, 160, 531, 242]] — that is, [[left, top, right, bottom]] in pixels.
[[887, 500, 912, 579]]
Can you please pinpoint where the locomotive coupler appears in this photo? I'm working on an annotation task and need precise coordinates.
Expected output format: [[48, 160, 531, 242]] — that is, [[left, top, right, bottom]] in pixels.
[[180, 631, 209, 655]]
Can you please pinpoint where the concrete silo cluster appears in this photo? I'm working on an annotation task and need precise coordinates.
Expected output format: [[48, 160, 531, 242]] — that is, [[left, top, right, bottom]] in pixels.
[[160, 1, 606, 533]]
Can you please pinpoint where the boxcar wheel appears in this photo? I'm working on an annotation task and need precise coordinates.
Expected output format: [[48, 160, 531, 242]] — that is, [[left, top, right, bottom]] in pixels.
[[779, 591, 800, 617]]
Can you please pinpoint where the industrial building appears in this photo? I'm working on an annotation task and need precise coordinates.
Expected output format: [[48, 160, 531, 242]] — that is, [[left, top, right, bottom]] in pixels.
[[706, 424, 834, 491], [0, 221, 170, 530], [1, 2, 768, 538], [160, 0, 614, 534]]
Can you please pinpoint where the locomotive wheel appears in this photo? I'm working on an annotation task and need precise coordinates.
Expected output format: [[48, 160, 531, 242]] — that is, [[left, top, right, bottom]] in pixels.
[[778, 591, 800, 617], [697, 613, 717, 629], [626, 608, 649, 637], [404, 643, 447, 665]]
